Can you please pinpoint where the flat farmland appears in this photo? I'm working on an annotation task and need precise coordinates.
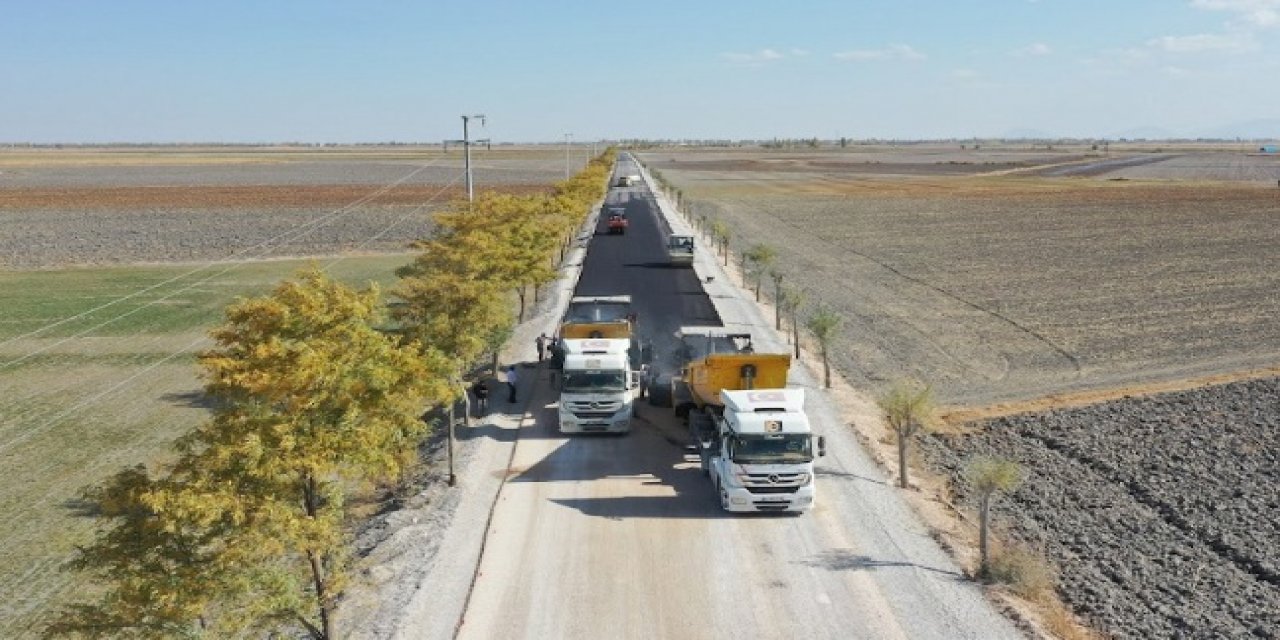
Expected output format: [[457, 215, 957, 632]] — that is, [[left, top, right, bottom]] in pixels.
[[642, 148, 1280, 406], [0, 146, 583, 268], [642, 146, 1280, 639], [0, 256, 413, 637], [0, 146, 575, 637]]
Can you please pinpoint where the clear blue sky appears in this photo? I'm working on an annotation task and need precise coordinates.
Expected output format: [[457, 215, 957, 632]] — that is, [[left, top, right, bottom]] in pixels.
[[3, 0, 1278, 143]]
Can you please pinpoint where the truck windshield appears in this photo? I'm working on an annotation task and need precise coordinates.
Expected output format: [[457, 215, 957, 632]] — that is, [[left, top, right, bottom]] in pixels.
[[562, 371, 627, 393], [729, 434, 812, 464], [565, 304, 630, 323]]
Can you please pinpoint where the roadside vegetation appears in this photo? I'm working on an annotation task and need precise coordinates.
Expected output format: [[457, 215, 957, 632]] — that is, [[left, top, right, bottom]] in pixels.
[[42, 150, 616, 638]]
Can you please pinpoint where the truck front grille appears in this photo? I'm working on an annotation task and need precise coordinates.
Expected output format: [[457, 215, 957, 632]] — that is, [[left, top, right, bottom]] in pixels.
[[573, 411, 615, 420], [746, 486, 800, 494]]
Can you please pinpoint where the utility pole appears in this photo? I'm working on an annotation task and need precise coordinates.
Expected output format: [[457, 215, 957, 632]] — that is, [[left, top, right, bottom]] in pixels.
[[564, 132, 573, 178], [446, 114, 490, 202]]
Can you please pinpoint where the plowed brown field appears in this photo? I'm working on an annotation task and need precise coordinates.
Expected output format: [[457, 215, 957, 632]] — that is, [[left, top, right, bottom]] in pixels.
[[643, 149, 1280, 406]]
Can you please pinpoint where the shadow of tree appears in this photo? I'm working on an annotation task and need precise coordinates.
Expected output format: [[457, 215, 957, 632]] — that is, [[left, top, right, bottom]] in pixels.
[[798, 548, 965, 579]]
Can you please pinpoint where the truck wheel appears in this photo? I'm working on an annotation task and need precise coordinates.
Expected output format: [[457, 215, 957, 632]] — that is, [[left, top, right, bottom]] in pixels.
[[674, 402, 692, 419], [647, 380, 672, 407]]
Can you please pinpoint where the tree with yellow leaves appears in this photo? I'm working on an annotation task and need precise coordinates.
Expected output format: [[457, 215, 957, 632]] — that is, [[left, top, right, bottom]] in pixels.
[[49, 269, 450, 639]]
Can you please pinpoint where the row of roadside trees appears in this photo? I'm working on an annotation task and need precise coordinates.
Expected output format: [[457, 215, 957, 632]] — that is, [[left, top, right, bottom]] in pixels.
[[47, 150, 617, 639]]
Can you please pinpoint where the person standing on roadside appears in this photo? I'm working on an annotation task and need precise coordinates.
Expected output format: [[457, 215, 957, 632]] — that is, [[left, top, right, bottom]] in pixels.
[[536, 333, 548, 362], [506, 365, 520, 403], [470, 377, 489, 416]]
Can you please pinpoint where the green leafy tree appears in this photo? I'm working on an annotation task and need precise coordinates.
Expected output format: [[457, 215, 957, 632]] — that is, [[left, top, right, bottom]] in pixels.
[[878, 381, 935, 489], [49, 269, 449, 639], [805, 306, 842, 388], [966, 458, 1023, 580], [43, 466, 230, 638], [770, 269, 785, 329], [780, 286, 805, 360], [710, 220, 731, 266], [743, 243, 777, 300]]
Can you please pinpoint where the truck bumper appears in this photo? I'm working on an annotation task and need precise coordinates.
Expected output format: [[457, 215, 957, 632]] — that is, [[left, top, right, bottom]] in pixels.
[[559, 415, 631, 434], [721, 485, 815, 513]]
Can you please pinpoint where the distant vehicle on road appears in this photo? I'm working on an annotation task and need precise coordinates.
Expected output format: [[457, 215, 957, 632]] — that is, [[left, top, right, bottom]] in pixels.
[[667, 234, 694, 266], [606, 207, 628, 234]]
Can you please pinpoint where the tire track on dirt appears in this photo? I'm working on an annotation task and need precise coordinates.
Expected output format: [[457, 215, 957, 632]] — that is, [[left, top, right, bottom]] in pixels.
[[742, 199, 1081, 377], [1024, 429, 1280, 587]]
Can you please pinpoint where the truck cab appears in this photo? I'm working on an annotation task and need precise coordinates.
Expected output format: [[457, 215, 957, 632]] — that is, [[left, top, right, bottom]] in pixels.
[[558, 338, 639, 434], [700, 389, 824, 513], [667, 234, 694, 266]]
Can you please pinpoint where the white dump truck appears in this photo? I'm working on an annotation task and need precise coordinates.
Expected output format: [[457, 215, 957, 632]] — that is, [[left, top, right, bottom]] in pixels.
[[557, 338, 640, 434], [693, 388, 825, 513]]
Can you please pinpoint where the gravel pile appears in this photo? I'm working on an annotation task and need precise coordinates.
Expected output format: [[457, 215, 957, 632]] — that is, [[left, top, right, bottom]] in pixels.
[[921, 377, 1280, 639]]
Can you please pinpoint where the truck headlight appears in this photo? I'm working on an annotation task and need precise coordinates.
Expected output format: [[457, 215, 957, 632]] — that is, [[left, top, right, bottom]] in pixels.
[[796, 473, 811, 484]]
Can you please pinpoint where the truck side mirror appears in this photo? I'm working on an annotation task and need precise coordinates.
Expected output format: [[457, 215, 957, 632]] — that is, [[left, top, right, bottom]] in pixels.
[[629, 372, 640, 390], [817, 435, 827, 457]]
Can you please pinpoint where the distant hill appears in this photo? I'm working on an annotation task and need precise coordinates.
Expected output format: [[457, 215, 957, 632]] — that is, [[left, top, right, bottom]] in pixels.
[[1193, 119, 1280, 141], [1106, 126, 1179, 140]]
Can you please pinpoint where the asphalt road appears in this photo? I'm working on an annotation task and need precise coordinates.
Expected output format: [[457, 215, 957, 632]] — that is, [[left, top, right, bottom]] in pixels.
[[454, 156, 1022, 640]]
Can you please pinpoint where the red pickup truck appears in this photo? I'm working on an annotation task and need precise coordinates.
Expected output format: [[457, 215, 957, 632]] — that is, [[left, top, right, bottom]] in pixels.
[[607, 208, 628, 235]]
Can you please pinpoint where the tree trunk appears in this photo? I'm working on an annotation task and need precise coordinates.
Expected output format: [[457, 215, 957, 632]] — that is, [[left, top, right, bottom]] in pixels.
[[517, 286, 527, 322], [896, 431, 910, 489], [446, 400, 457, 486], [821, 347, 831, 389], [979, 494, 991, 579], [306, 550, 333, 640], [302, 475, 333, 640], [791, 311, 800, 360], [774, 292, 782, 330]]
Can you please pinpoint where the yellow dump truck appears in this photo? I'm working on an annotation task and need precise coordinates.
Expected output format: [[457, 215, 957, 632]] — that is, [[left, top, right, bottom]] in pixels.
[[648, 326, 824, 513], [558, 295, 635, 340], [647, 326, 790, 417], [553, 295, 643, 370]]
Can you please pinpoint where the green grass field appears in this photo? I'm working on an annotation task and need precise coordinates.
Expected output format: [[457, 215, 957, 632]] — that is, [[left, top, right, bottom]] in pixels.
[[0, 254, 413, 638]]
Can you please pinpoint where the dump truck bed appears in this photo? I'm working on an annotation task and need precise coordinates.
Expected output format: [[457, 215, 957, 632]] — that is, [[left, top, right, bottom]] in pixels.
[[685, 352, 791, 409]]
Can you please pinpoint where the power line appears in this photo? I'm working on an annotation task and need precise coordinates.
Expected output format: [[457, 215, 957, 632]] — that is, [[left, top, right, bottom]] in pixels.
[[0, 158, 446, 369]]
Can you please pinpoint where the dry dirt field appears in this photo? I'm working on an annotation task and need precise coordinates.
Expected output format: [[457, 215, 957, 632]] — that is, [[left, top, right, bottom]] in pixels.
[[0, 145, 576, 268], [0, 146, 575, 637], [642, 146, 1280, 406], [641, 144, 1280, 639]]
